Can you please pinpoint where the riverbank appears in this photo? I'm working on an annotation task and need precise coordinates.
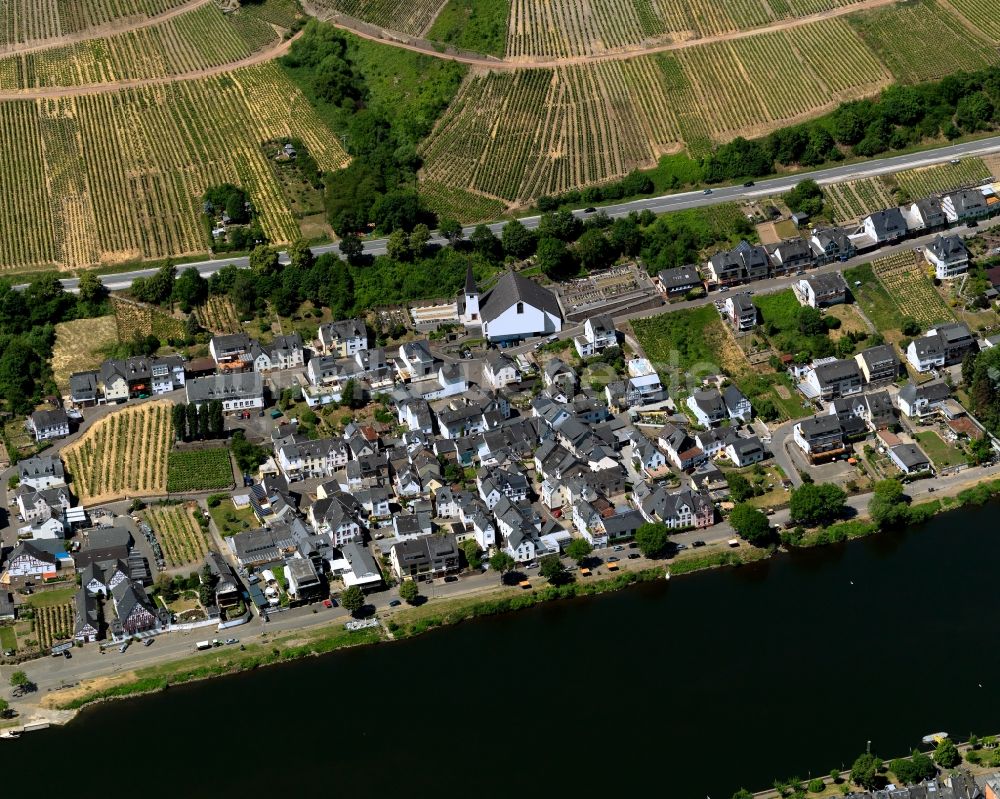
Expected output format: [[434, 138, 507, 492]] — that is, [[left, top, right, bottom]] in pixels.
[[22, 472, 1000, 724]]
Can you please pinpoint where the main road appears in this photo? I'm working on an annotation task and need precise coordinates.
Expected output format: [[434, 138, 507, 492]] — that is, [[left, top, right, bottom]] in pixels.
[[28, 134, 1000, 293]]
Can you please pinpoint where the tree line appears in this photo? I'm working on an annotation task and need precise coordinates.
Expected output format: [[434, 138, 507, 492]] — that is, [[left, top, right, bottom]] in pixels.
[[172, 400, 224, 442]]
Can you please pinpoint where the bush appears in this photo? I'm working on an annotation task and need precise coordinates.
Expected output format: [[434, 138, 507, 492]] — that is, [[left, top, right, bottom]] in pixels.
[[808, 779, 826, 794]]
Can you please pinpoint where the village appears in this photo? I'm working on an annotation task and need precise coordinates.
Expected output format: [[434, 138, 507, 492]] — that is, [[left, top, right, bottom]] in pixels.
[[0, 176, 998, 671]]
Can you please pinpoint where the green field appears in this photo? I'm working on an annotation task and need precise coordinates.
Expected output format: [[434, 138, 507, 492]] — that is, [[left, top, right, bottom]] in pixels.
[[632, 305, 722, 372], [426, 0, 509, 57], [914, 431, 965, 469], [208, 496, 259, 537], [166, 448, 234, 493], [24, 586, 76, 608], [0, 625, 16, 650], [843, 263, 906, 334]]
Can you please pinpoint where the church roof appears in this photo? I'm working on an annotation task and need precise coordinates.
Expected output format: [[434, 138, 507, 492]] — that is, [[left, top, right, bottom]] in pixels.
[[479, 272, 561, 324]]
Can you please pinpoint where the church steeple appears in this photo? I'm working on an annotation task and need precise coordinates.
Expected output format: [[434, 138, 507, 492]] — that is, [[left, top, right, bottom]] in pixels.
[[465, 262, 477, 295], [462, 263, 480, 324]]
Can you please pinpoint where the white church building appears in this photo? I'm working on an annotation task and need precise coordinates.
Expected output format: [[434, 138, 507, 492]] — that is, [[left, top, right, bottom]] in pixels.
[[460, 267, 562, 344]]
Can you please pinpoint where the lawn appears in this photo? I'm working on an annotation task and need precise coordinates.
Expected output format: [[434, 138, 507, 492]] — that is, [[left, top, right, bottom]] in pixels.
[[754, 289, 833, 358], [914, 431, 965, 469], [0, 626, 16, 650], [824, 303, 870, 342], [734, 371, 811, 421], [208, 497, 258, 537], [24, 587, 76, 608], [632, 305, 723, 372], [843, 263, 905, 336]]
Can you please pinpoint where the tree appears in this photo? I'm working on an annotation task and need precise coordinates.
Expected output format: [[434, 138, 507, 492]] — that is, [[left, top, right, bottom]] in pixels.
[[386, 229, 411, 261], [78, 271, 107, 305], [470, 224, 502, 261], [868, 479, 910, 529], [502, 219, 537, 259], [901, 317, 921, 337], [338, 233, 364, 263], [0, 697, 9, 718], [287, 238, 315, 270], [850, 753, 883, 790], [728, 473, 754, 503], [186, 402, 200, 441], [783, 179, 824, 217], [9, 670, 30, 689], [409, 223, 431, 258], [789, 483, 847, 526], [731, 790, 753, 799], [249, 245, 280, 276], [341, 377, 364, 409], [439, 217, 463, 243], [536, 236, 572, 279], [208, 400, 224, 439], [575, 228, 616, 272], [635, 522, 670, 558], [489, 551, 516, 584], [935, 739, 960, 769], [172, 402, 187, 440], [461, 539, 482, 570], [729, 503, 772, 546], [565, 538, 593, 563], [172, 267, 208, 312], [891, 751, 936, 785], [398, 580, 419, 604], [341, 585, 365, 617], [538, 554, 570, 585]]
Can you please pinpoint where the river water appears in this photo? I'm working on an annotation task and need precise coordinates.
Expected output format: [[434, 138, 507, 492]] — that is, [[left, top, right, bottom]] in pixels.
[[7, 504, 1000, 797]]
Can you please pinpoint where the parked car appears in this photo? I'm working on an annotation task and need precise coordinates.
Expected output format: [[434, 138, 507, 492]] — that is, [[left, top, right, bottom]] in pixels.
[[444, 575, 458, 583], [607, 556, 620, 563], [143, 638, 154, 647], [692, 540, 706, 548], [119, 642, 130, 653], [613, 545, 624, 552], [743, 180, 755, 187], [389, 599, 402, 607], [224, 638, 239, 645], [628, 553, 640, 560], [628, 542, 638, 549], [322, 599, 333, 608], [584, 206, 596, 213], [63, 650, 72, 658]]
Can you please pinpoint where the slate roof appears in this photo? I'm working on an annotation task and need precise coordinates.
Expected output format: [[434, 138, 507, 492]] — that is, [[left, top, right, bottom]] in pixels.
[[478, 272, 561, 323]]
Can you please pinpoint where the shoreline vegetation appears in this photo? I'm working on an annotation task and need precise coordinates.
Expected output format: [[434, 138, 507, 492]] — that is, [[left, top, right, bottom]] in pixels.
[[37, 477, 1000, 717]]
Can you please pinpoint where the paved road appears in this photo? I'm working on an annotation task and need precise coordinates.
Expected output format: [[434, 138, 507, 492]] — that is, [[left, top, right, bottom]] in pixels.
[[25, 135, 1000, 294]]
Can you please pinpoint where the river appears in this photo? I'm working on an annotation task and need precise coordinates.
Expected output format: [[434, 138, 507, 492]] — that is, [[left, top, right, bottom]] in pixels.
[[7, 504, 1000, 797]]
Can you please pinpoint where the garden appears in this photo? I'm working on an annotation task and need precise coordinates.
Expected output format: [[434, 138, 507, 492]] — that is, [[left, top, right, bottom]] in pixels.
[[142, 502, 211, 569]]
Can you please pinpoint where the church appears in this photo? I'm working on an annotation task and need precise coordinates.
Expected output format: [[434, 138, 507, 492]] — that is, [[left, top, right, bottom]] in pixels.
[[459, 266, 563, 344]]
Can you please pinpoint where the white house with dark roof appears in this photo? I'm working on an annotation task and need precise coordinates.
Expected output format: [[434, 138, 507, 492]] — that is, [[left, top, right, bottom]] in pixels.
[[483, 351, 521, 389], [905, 324, 975, 372], [769, 238, 814, 274], [185, 372, 263, 411], [855, 344, 902, 385], [942, 189, 989, 223], [574, 314, 617, 357], [28, 409, 69, 442], [209, 333, 252, 367], [656, 265, 702, 296], [888, 443, 931, 475], [809, 227, 854, 263], [861, 208, 907, 244], [687, 389, 727, 427], [902, 197, 946, 232], [792, 415, 845, 461], [466, 271, 562, 343], [925, 235, 969, 280], [251, 333, 304, 372], [725, 435, 765, 468], [804, 358, 863, 400], [797, 272, 847, 308], [19, 454, 65, 490], [724, 293, 757, 330], [318, 318, 367, 357]]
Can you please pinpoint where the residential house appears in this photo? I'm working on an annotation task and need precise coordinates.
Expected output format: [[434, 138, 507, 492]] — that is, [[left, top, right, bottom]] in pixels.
[[925, 235, 969, 280], [657, 265, 702, 296], [209, 333, 253, 367], [467, 270, 562, 343], [337, 543, 383, 591], [706, 240, 771, 286], [277, 438, 349, 482], [942, 188, 989, 223], [888, 443, 931, 475], [389, 534, 460, 580], [3, 541, 59, 579], [722, 385, 752, 422], [185, 372, 264, 411], [483, 351, 521, 389], [69, 371, 99, 406], [398, 340, 437, 381], [896, 381, 951, 418], [805, 358, 863, 400], [318, 318, 367, 357], [285, 557, 323, 602], [770, 238, 814, 275], [74, 589, 100, 642], [694, 427, 739, 458], [792, 415, 846, 461], [631, 430, 667, 475], [543, 358, 578, 398], [657, 423, 705, 471], [111, 578, 162, 636], [28, 409, 69, 442], [855, 344, 902, 385], [638, 487, 715, 529], [906, 323, 975, 372], [725, 436, 765, 468], [18, 455, 65, 490], [809, 227, 855, 263], [687, 389, 727, 427], [862, 208, 907, 244], [725, 293, 757, 330], [902, 196, 946, 232], [574, 314, 617, 357], [797, 272, 847, 308], [251, 334, 304, 371]]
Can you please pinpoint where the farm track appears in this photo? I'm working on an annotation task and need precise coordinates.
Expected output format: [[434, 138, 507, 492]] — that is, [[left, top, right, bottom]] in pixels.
[[0, 0, 211, 57], [0, 30, 298, 100], [313, 0, 904, 69]]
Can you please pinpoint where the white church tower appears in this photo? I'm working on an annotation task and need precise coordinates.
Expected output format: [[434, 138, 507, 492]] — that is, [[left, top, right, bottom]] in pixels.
[[460, 263, 480, 326]]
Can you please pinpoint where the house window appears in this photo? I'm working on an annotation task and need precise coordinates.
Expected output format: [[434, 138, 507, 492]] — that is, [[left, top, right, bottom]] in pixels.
[[516, 302, 524, 314]]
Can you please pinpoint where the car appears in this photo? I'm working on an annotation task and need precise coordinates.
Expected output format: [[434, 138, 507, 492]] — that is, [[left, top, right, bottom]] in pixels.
[[628, 542, 638, 549], [950, 158, 961, 165], [718, 285, 729, 292], [968, 220, 978, 228], [389, 599, 402, 607], [322, 599, 333, 608], [119, 642, 130, 653], [607, 556, 620, 563], [526, 562, 538, 569], [675, 543, 688, 551], [444, 575, 458, 583], [743, 180, 755, 187], [613, 545, 624, 552], [225, 638, 239, 645], [703, 188, 712, 194], [927, 486, 936, 493], [692, 540, 706, 548], [746, 289, 754, 295], [63, 650, 72, 658], [143, 638, 154, 647], [628, 553, 640, 560], [584, 206, 596, 213]]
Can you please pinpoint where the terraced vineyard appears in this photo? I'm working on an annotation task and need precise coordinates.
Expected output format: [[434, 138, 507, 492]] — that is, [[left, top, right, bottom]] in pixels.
[[942, 0, 1000, 43], [62, 400, 174, 504], [871, 251, 954, 329], [0, 0, 189, 48], [197, 295, 243, 334], [0, 62, 348, 270], [0, 4, 284, 90], [306, 0, 446, 36], [895, 159, 992, 200], [419, 181, 507, 224], [143, 502, 210, 568], [824, 177, 896, 223], [848, 0, 1000, 83], [166, 447, 234, 492]]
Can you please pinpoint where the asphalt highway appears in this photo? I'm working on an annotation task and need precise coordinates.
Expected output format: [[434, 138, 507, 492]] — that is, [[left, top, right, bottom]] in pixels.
[[27, 135, 1000, 293]]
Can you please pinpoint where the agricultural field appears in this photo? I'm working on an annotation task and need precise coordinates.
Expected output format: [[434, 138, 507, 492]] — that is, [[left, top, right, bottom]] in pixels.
[[843, 262, 906, 336], [823, 177, 896, 223], [632, 304, 729, 373], [166, 447, 234, 493], [196, 295, 243, 334], [305, 0, 447, 36], [29, 602, 75, 650], [112, 296, 185, 342], [847, 0, 1000, 83], [0, 62, 349, 271], [948, 0, 1000, 42], [142, 502, 210, 567], [871, 251, 954, 329], [894, 158, 992, 200], [0, 3, 287, 90], [52, 315, 119, 391], [62, 400, 173, 504], [0, 0, 189, 48]]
